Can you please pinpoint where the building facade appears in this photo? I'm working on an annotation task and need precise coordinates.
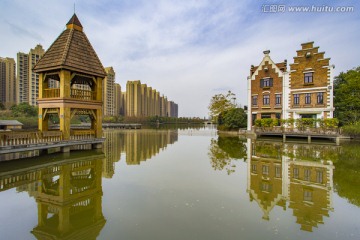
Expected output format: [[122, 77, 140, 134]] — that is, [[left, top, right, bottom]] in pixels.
[[249, 50, 287, 125], [114, 83, 121, 116], [0, 57, 16, 108], [123, 80, 178, 118], [17, 44, 45, 106], [247, 42, 334, 129], [287, 42, 335, 120], [103, 67, 115, 116], [126, 80, 142, 117]]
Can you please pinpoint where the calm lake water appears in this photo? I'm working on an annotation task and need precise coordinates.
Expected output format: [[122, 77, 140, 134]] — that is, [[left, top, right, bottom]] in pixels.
[[0, 126, 359, 240]]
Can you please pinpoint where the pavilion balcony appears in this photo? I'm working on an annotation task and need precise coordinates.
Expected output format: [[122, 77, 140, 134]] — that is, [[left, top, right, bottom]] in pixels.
[[42, 88, 97, 101], [43, 88, 60, 98], [70, 89, 96, 100]]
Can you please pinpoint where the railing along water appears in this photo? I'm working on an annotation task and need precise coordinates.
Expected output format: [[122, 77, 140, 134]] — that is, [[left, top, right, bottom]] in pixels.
[[0, 131, 62, 147]]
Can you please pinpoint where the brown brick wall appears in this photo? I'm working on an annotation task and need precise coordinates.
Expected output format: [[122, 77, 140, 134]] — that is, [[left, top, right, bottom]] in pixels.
[[251, 61, 284, 119], [290, 42, 330, 90]]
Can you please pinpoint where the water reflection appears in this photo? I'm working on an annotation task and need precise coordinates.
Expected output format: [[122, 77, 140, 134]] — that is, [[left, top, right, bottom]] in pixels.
[[246, 140, 338, 232], [0, 152, 105, 239], [102, 129, 178, 178], [208, 135, 247, 174]]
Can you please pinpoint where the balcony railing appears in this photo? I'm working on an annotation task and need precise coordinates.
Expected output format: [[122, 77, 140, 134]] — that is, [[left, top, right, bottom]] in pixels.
[[71, 89, 96, 100], [42, 88, 96, 100], [43, 88, 60, 98]]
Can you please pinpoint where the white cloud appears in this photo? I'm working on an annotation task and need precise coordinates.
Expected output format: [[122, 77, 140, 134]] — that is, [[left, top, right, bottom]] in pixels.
[[1, 0, 359, 117]]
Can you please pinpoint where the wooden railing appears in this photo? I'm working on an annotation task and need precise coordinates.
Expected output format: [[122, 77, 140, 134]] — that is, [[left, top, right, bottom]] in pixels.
[[0, 131, 62, 146], [43, 88, 60, 98], [0, 129, 100, 147], [70, 130, 96, 140], [71, 89, 96, 100], [42, 88, 96, 100]]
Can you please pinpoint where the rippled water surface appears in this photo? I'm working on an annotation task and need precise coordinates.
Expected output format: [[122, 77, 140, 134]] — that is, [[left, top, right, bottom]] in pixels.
[[0, 126, 359, 240]]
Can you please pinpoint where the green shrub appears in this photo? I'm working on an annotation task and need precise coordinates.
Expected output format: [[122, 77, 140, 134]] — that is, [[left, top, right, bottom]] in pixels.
[[342, 122, 360, 136], [255, 119, 262, 127], [324, 118, 339, 129]]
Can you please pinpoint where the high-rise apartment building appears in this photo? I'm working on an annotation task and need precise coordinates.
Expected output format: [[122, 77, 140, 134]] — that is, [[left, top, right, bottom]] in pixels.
[[17, 44, 45, 106], [103, 67, 115, 116], [114, 83, 121, 116], [123, 80, 178, 118], [120, 91, 126, 116], [167, 101, 178, 117], [126, 80, 142, 117], [0, 57, 16, 108]]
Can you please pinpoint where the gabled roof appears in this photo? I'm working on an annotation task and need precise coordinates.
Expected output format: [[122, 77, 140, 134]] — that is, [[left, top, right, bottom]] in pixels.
[[33, 14, 106, 78], [250, 50, 287, 80]]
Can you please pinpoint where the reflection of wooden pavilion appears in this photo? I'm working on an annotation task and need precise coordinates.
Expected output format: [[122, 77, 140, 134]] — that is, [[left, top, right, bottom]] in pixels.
[[31, 157, 105, 239], [33, 14, 106, 140]]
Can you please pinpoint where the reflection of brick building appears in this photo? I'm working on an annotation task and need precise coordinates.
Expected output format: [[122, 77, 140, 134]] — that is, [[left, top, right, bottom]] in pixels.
[[248, 144, 286, 220], [247, 42, 334, 129], [247, 140, 334, 231], [288, 158, 334, 232]]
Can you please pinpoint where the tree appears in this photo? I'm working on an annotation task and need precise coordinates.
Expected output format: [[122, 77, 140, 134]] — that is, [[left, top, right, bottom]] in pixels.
[[10, 103, 38, 117], [334, 66, 360, 125], [208, 91, 237, 122], [0, 102, 5, 110], [223, 108, 247, 130]]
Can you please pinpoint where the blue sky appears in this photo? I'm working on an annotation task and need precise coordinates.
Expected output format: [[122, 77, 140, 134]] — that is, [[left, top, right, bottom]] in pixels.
[[0, 0, 359, 117]]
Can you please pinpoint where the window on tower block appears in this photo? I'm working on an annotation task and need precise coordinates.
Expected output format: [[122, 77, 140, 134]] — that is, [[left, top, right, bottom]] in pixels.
[[304, 72, 313, 84]]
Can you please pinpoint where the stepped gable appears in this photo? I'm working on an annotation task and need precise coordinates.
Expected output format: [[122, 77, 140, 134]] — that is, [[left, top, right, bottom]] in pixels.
[[33, 14, 106, 77]]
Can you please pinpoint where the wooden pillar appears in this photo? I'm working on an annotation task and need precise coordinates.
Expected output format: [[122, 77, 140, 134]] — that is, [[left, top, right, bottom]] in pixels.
[[308, 135, 311, 144], [58, 206, 70, 233], [96, 77, 103, 101], [60, 70, 71, 98], [60, 107, 71, 140], [38, 73, 44, 99], [95, 108, 102, 138], [94, 76, 103, 138], [38, 108, 48, 132], [37, 203, 48, 227]]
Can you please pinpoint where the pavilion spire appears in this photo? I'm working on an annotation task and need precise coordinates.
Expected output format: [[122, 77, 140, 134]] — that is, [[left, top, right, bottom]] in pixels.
[[66, 13, 83, 31]]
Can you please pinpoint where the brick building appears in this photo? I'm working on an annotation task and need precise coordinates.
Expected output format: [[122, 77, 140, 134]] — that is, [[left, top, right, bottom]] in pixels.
[[248, 50, 287, 125], [247, 42, 334, 129], [287, 42, 335, 120]]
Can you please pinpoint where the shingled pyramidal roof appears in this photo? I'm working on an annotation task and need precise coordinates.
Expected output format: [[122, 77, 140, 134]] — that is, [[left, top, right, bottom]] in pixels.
[[33, 14, 106, 77]]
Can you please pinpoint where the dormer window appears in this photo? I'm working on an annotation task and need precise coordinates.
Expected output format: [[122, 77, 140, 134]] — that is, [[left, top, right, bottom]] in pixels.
[[260, 78, 273, 88]]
